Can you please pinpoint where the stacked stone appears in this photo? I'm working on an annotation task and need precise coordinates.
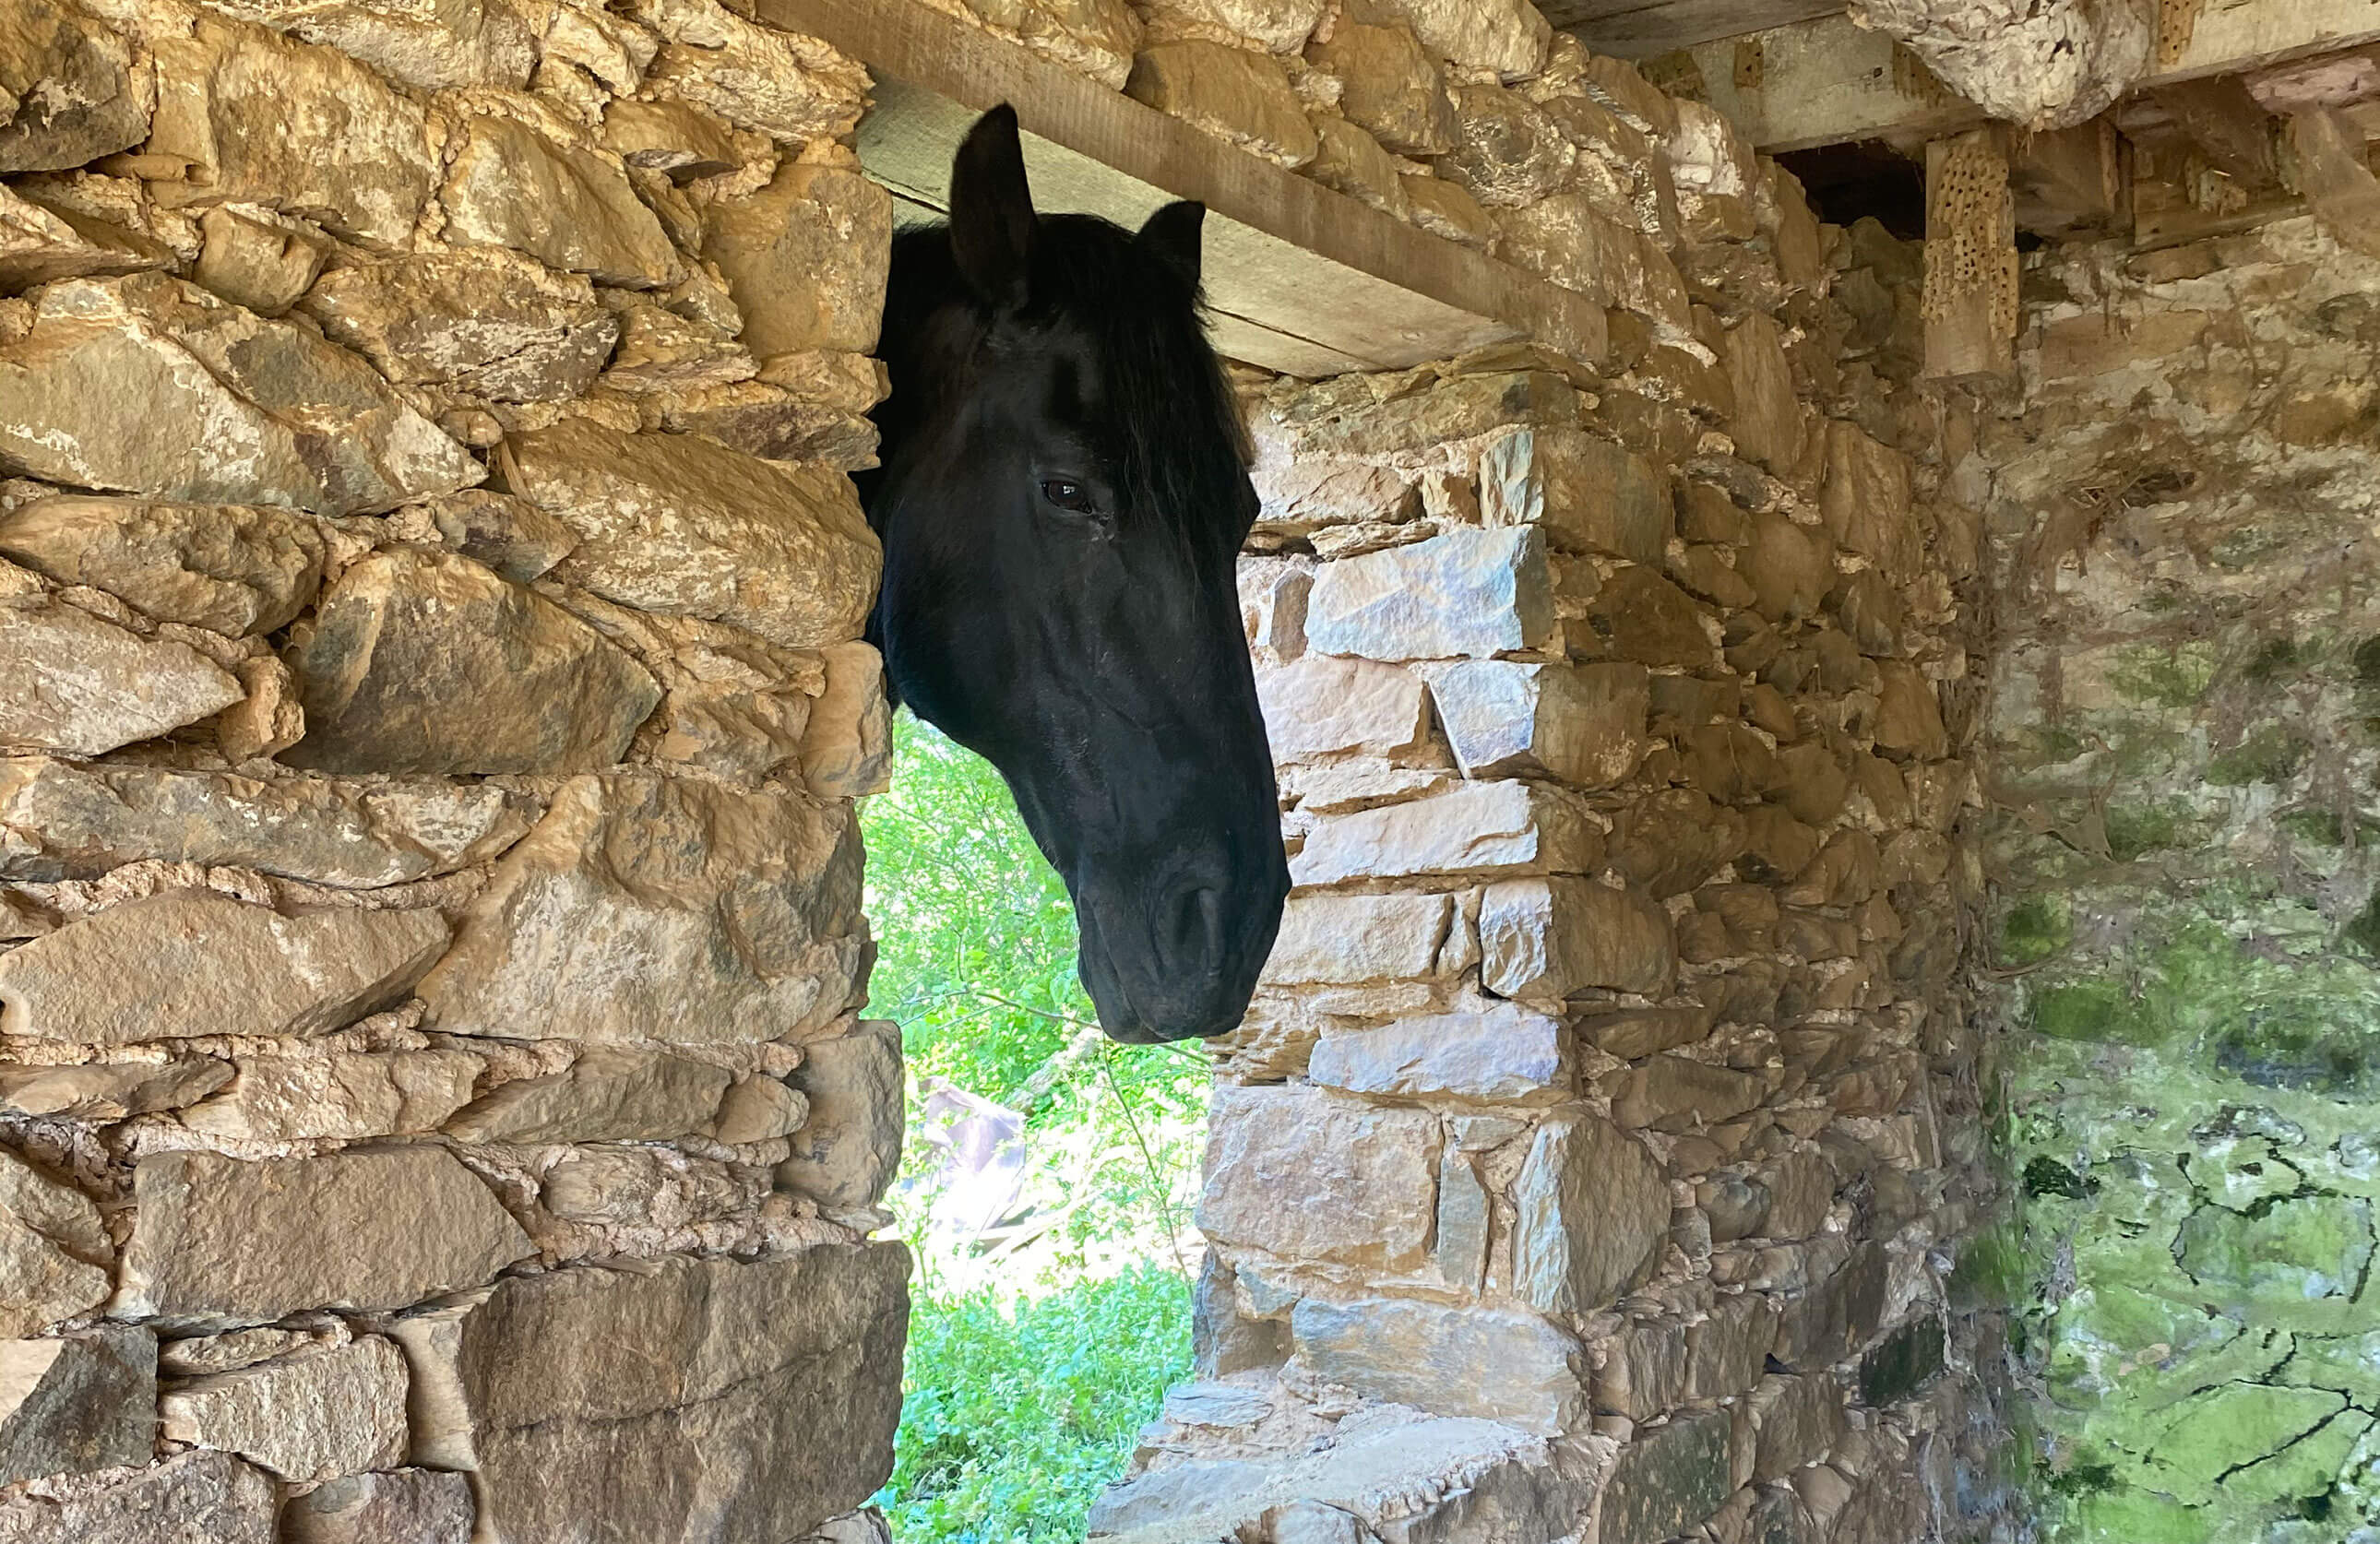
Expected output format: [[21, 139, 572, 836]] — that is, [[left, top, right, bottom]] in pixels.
[[0, 0, 905, 1538], [922, 0, 1695, 327], [1090, 103, 1997, 1544], [1984, 220, 2380, 1538]]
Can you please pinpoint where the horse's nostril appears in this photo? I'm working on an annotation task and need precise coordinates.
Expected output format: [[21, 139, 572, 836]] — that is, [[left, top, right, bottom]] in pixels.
[[1165, 885, 1225, 959]]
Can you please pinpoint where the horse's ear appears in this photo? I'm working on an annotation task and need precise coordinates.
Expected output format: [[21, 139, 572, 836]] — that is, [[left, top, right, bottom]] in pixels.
[[1136, 200, 1205, 290], [949, 103, 1036, 309]]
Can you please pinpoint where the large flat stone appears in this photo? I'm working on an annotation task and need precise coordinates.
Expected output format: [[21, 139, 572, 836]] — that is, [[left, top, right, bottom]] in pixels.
[[638, 0, 869, 143], [0, 889, 446, 1045], [503, 419, 880, 650], [1478, 427, 1667, 561], [1426, 659, 1648, 789], [776, 1020, 903, 1208], [180, 1048, 482, 1142], [1260, 891, 1458, 985], [1369, 0, 1547, 78], [0, 1325, 154, 1486], [0, 183, 171, 290], [1127, 41, 1317, 168], [1291, 1297, 1583, 1432], [445, 1046, 731, 1145], [0, 495, 324, 635], [115, 1147, 532, 1328], [439, 113, 684, 289], [0, 1450, 277, 1544], [1479, 876, 1676, 999], [395, 1243, 909, 1544], [418, 773, 866, 1046], [283, 547, 660, 776], [148, 16, 433, 248], [0, 275, 480, 515], [702, 163, 889, 358], [1309, 18, 1455, 155], [161, 1336, 408, 1482], [0, 0, 151, 172], [0, 595, 243, 755], [1305, 527, 1552, 661], [300, 248, 618, 403], [1510, 1114, 1670, 1318], [1308, 1000, 1568, 1101], [280, 1469, 474, 1544], [1196, 1085, 1439, 1270], [1256, 654, 1431, 761], [0, 1057, 231, 1119], [0, 757, 535, 886], [1291, 779, 1600, 886], [0, 1149, 113, 1333], [1597, 1408, 1732, 1544]]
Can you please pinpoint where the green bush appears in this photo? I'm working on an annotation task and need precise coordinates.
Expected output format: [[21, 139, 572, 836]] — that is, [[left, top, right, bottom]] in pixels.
[[882, 1265, 1192, 1541]]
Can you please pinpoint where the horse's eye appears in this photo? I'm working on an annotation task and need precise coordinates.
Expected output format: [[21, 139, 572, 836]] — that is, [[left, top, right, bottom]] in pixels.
[[1041, 479, 1097, 515]]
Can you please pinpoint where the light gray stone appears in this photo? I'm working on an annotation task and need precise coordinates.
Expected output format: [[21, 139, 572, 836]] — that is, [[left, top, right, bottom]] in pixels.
[[439, 113, 684, 289], [0, 0, 151, 172], [180, 1049, 483, 1141], [1427, 659, 1648, 789], [0, 1056, 231, 1119], [1305, 527, 1553, 661], [1480, 876, 1675, 999], [703, 163, 890, 358], [1260, 891, 1457, 984], [1256, 654, 1431, 761], [0, 495, 324, 635], [419, 774, 865, 1047], [161, 1336, 408, 1482], [504, 419, 881, 650], [777, 1021, 903, 1207], [0, 757, 536, 887], [445, 1046, 731, 1144], [283, 546, 660, 777], [1478, 426, 1667, 561], [0, 1450, 277, 1544], [1511, 1114, 1670, 1318], [0, 889, 446, 1045], [0, 1325, 154, 1486], [1309, 1000, 1568, 1102], [280, 1468, 474, 1544], [1435, 1148, 1490, 1291], [1593, 1318, 1687, 1420], [1197, 1085, 1440, 1270], [1291, 779, 1600, 887], [0, 274, 480, 516], [1291, 1297, 1583, 1432], [0, 595, 244, 755], [115, 1147, 532, 1327], [301, 249, 619, 403]]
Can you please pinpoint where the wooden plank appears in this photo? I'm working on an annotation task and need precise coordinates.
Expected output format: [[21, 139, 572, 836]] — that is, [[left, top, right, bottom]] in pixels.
[[763, 0, 1607, 374], [1923, 127, 2016, 381], [2148, 75, 2279, 183], [1553, 0, 1840, 58], [2010, 117, 2128, 236], [1689, 0, 2380, 151]]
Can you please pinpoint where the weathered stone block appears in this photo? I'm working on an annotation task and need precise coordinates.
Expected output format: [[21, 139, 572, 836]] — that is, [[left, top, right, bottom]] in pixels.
[[117, 1147, 531, 1327], [283, 547, 660, 777], [183, 1049, 482, 1142], [1197, 1085, 1439, 1269], [447, 1046, 730, 1145], [1612, 1053, 1767, 1132], [0, 889, 446, 1045], [1479, 426, 1666, 562], [1510, 1113, 1669, 1317], [1305, 525, 1552, 661], [191, 205, 331, 315], [1493, 196, 1688, 329], [440, 113, 684, 289], [0, 0, 151, 172], [1403, 172, 1493, 248], [0, 1056, 230, 1119], [0, 274, 480, 515], [1305, 116, 1410, 217], [421, 774, 865, 1046], [0, 183, 169, 291], [0, 1325, 153, 1486], [149, 17, 432, 248], [504, 419, 880, 651], [1366, 0, 1547, 79], [161, 1336, 409, 1481], [704, 163, 890, 358], [1722, 313, 1803, 472], [1480, 875, 1674, 999], [1139, 0, 1326, 52], [1598, 1408, 1732, 1544], [1873, 660, 1948, 760], [0, 1449, 277, 1543], [1434, 658, 1648, 790], [280, 1469, 474, 1544], [802, 640, 894, 800], [301, 249, 618, 403], [0, 757, 534, 887], [1442, 85, 1569, 208], [0, 495, 323, 635], [639, 2, 870, 142], [712, 1073, 808, 1145], [1309, 999, 1568, 1101], [1308, 18, 1454, 155], [1290, 1297, 1582, 1432], [1256, 654, 1431, 761], [1593, 1317, 1687, 1420], [399, 1243, 910, 1544], [1687, 1291, 1779, 1401], [0, 595, 244, 755], [1291, 779, 1600, 886], [1744, 512, 1832, 624], [1126, 42, 1317, 168], [1748, 1371, 1847, 1480], [1577, 566, 1712, 669], [1261, 891, 1457, 985]]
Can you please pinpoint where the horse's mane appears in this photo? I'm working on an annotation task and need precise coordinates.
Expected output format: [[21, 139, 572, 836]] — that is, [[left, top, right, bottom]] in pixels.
[[876, 211, 1255, 564]]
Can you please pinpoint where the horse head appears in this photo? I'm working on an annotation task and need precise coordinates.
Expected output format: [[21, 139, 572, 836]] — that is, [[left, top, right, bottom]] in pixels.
[[859, 104, 1289, 1044]]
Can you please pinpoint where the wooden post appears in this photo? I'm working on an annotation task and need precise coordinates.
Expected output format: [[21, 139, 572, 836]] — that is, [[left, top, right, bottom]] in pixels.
[[1923, 125, 2018, 382], [2010, 115, 2126, 236], [2289, 109, 2380, 258]]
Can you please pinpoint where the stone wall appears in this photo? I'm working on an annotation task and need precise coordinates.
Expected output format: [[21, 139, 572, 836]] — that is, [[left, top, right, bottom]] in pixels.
[[1077, 39, 2005, 1543], [0, 0, 905, 1538], [1981, 219, 2380, 1540]]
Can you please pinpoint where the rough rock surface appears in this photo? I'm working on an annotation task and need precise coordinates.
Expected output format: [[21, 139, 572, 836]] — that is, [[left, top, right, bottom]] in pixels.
[[160, 1336, 409, 1481], [0, 1450, 279, 1544], [0, 1326, 154, 1486], [301, 250, 619, 403], [0, 594, 244, 755], [0, 495, 325, 635]]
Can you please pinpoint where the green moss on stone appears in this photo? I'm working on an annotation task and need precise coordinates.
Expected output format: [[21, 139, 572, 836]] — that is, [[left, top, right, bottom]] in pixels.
[[2245, 636, 2304, 683], [2279, 810, 2347, 848], [2110, 641, 2221, 709], [2207, 725, 2309, 787], [2005, 895, 2074, 965], [2345, 886, 2380, 959], [2031, 980, 2157, 1045], [2105, 801, 2196, 861], [2069, 1489, 2214, 1544]]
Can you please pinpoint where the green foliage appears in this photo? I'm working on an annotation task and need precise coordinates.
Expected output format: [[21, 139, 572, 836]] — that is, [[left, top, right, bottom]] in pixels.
[[881, 1266, 1192, 1543]]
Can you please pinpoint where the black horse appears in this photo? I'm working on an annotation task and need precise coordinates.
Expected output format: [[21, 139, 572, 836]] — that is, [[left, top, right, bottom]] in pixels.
[[855, 105, 1289, 1045]]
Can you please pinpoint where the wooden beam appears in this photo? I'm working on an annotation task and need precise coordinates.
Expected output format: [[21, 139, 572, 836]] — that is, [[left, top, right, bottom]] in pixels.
[[1552, 0, 1840, 60], [2009, 117, 2127, 236], [2148, 75, 2279, 184], [1691, 0, 2380, 151], [1923, 126, 2017, 381], [2288, 108, 2380, 256], [761, 0, 1606, 375]]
